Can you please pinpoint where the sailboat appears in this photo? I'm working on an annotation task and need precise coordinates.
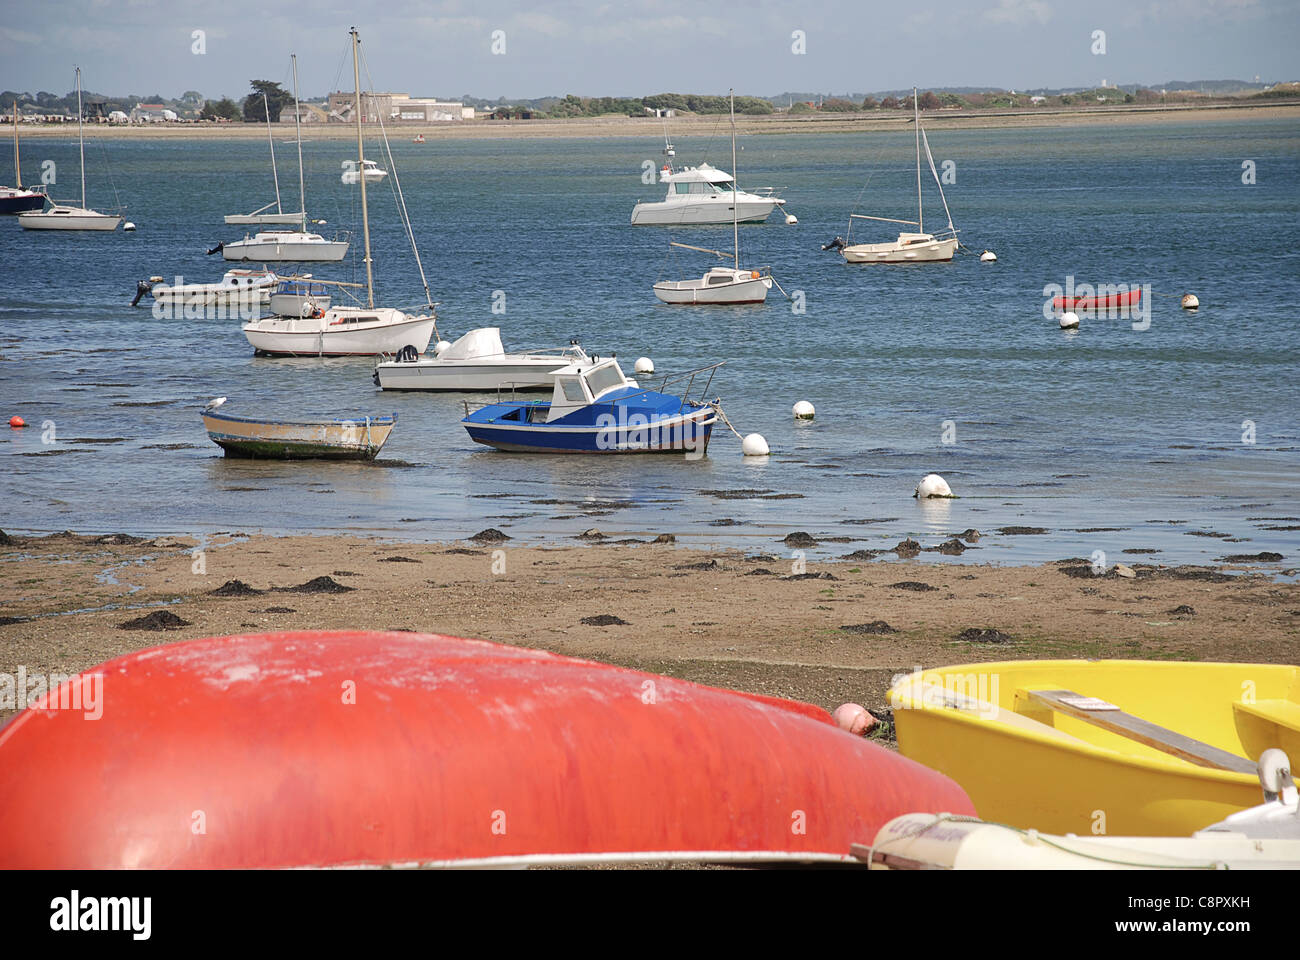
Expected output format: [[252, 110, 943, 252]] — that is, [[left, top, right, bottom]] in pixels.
[[224, 92, 308, 225], [217, 60, 348, 262], [828, 87, 958, 263], [1, 102, 46, 214], [240, 30, 437, 357], [653, 91, 773, 305], [18, 67, 122, 231]]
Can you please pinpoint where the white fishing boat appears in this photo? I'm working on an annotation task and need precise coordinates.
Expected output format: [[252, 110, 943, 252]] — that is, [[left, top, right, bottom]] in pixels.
[[1, 102, 45, 215], [18, 67, 121, 232], [374, 328, 590, 391], [137, 269, 280, 309], [217, 58, 346, 259], [654, 92, 774, 306], [342, 159, 387, 184], [825, 87, 958, 264], [632, 162, 784, 226], [241, 30, 436, 357]]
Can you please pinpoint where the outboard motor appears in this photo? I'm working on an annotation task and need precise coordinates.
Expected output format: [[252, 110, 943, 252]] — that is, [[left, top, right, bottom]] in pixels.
[[821, 236, 847, 253], [396, 344, 418, 363], [130, 279, 154, 307], [206, 241, 224, 256]]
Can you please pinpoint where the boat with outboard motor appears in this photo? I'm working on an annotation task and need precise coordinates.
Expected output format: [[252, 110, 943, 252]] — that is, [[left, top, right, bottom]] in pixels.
[[461, 357, 721, 454], [374, 327, 591, 392]]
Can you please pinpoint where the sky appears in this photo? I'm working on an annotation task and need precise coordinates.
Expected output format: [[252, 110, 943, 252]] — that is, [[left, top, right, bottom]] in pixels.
[[1, 0, 1297, 101]]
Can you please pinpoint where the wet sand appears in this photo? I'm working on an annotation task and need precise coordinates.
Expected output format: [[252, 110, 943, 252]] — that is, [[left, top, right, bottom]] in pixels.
[[2, 530, 1296, 726], [17, 102, 1300, 141]]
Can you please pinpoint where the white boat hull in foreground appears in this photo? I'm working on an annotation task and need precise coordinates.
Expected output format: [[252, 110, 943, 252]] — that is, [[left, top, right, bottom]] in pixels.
[[842, 233, 957, 263], [654, 268, 772, 305], [243, 307, 436, 356], [222, 231, 348, 262], [632, 196, 781, 226], [18, 205, 121, 231], [151, 269, 279, 307]]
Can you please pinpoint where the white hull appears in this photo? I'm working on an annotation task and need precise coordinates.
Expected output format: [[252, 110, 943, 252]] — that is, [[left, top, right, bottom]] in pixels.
[[18, 206, 120, 231], [243, 308, 435, 356], [376, 358, 573, 391], [632, 197, 780, 226], [341, 170, 387, 184], [152, 271, 278, 307], [224, 237, 348, 262], [842, 236, 957, 263], [654, 274, 771, 305]]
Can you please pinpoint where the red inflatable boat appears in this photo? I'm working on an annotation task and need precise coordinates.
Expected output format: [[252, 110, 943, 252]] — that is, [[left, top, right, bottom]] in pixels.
[[0, 631, 973, 868], [1052, 288, 1142, 311]]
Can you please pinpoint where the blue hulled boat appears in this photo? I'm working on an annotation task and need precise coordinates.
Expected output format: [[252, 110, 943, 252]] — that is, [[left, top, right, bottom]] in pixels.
[[461, 357, 720, 455]]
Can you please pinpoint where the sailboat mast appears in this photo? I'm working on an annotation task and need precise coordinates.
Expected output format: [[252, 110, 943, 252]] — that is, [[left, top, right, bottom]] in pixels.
[[291, 54, 305, 230], [914, 86, 922, 234], [13, 101, 20, 189], [264, 93, 282, 215], [351, 27, 374, 308], [76, 67, 85, 209], [730, 89, 738, 267]]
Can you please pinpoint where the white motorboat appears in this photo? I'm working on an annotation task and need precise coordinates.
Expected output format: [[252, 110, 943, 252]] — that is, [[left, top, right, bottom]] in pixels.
[[18, 68, 121, 232], [374, 328, 590, 391], [631, 163, 783, 226], [142, 269, 280, 309], [341, 159, 387, 184], [268, 278, 332, 317], [1, 102, 45, 214], [241, 30, 437, 357], [653, 92, 775, 306], [218, 230, 348, 262], [827, 87, 958, 264]]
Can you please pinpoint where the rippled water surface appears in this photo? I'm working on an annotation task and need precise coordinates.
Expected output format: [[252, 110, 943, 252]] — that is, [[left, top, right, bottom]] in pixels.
[[2, 115, 1298, 567]]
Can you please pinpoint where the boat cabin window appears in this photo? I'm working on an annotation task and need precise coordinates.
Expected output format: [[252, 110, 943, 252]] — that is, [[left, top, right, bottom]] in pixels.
[[558, 377, 587, 403], [707, 273, 734, 285], [673, 181, 730, 195], [584, 365, 624, 397]]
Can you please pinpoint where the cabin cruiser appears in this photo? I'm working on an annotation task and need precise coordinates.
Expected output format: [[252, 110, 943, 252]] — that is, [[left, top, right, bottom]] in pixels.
[[631, 162, 784, 225], [374, 327, 590, 391], [215, 230, 348, 262], [342, 159, 387, 184]]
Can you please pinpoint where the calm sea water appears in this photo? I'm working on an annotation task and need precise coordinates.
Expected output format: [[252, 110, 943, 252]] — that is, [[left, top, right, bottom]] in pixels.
[[2, 116, 1298, 568]]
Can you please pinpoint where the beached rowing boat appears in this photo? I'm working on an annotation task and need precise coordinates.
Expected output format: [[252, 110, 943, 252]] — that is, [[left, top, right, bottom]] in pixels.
[[0, 631, 974, 868], [1051, 289, 1142, 311], [888, 659, 1300, 837], [201, 401, 396, 460]]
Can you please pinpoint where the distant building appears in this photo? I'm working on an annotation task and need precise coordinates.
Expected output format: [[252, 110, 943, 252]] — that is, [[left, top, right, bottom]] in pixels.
[[130, 103, 176, 123], [327, 91, 472, 122], [280, 103, 330, 124], [1029, 95, 1047, 104]]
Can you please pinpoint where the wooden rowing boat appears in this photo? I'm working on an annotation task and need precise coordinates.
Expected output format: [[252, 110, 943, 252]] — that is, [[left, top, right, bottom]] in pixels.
[[0, 631, 974, 868], [888, 659, 1300, 837], [1052, 288, 1142, 311], [201, 406, 396, 460]]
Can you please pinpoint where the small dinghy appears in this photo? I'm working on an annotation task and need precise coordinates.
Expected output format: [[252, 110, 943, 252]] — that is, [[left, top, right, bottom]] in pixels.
[[888, 658, 1300, 837], [201, 398, 396, 460], [0, 631, 974, 868], [1052, 288, 1142, 312], [461, 357, 720, 454], [374, 327, 590, 392]]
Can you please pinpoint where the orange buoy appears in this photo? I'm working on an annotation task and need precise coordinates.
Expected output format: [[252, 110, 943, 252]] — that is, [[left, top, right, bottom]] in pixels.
[[8, 416, 24, 428], [0, 631, 974, 868]]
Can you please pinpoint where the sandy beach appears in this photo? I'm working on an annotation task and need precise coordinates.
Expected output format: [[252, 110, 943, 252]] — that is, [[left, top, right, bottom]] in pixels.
[[16, 101, 1300, 141], [3, 529, 1296, 727]]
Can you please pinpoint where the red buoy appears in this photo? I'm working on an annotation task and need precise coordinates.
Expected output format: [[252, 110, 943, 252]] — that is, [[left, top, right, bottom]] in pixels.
[[0, 631, 973, 868], [7, 416, 24, 428]]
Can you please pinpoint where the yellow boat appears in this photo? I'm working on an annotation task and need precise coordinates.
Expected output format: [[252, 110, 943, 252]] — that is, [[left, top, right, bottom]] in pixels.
[[888, 659, 1300, 837]]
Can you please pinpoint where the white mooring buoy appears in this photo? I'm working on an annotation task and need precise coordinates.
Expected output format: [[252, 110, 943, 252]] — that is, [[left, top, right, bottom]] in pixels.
[[979, 250, 996, 262], [123, 222, 136, 232], [433, 340, 452, 356], [792, 400, 815, 420], [634, 356, 654, 374], [914, 474, 954, 499], [785, 213, 798, 225], [742, 433, 770, 457], [1059, 311, 1080, 330], [1181, 293, 1200, 310]]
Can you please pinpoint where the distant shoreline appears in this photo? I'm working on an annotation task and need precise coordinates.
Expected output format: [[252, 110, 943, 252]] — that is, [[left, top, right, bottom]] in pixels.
[[15, 101, 1300, 141]]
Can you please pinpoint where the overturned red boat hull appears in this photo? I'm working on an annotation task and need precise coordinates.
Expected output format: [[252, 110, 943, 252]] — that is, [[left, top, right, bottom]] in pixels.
[[0, 631, 973, 868], [1052, 289, 1142, 311]]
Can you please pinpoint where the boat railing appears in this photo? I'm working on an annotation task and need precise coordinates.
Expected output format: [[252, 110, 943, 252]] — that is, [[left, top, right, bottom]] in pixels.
[[637, 360, 726, 410]]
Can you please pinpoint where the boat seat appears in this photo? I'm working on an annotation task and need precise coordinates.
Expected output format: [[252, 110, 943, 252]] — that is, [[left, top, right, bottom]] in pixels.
[[1232, 699, 1300, 735], [1023, 688, 1257, 774]]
